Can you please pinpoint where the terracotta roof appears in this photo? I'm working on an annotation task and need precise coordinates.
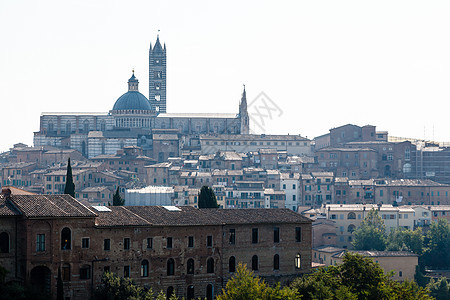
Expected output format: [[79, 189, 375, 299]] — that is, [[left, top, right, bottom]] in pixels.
[[10, 195, 97, 218], [95, 206, 312, 227], [333, 250, 418, 258], [0, 195, 20, 216]]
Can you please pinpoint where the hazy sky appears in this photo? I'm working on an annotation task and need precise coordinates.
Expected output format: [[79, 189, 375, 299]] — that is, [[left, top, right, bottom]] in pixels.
[[1, 0, 450, 152]]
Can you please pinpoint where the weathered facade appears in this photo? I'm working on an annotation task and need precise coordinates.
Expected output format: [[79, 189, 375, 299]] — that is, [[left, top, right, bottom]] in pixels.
[[0, 188, 312, 300]]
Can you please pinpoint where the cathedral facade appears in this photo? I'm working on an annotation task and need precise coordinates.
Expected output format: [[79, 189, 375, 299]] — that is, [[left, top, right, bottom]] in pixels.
[[34, 36, 249, 159]]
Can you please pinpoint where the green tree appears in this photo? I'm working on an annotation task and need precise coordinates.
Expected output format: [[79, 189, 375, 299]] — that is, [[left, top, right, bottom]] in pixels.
[[422, 218, 450, 269], [427, 277, 450, 300], [198, 185, 219, 208], [386, 227, 424, 255], [352, 208, 387, 251], [64, 158, 75, 197], [217, 263, 299, 300], [94, 271, 153, 300], [113, 186, 125, 206], [291, 252, 433, 300]]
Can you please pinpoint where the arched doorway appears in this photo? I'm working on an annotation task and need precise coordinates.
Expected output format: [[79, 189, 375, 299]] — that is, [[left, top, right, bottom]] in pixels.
[[30, 266, 51, 296], [167, 286, 174, 299], [187, 285, 194, 300], [206, 284, 213, 300]]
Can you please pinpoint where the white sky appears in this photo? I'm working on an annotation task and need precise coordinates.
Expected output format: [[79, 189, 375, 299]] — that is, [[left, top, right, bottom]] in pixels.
[[1, 0, 450, 152]]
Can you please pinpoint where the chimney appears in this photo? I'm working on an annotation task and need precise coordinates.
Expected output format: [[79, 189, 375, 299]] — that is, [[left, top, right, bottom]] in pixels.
[[2, 187, 12, 200]]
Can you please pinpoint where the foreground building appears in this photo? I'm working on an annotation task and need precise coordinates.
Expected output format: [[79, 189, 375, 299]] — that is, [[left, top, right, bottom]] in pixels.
[[0, 188, 312, 300]]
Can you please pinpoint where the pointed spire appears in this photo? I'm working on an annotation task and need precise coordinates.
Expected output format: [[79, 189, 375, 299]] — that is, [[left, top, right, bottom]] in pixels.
[[241, 84, 247, 105], [153, 31, 163, 53]]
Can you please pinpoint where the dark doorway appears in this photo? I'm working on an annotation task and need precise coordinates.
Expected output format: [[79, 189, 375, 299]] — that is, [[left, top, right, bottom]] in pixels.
[[187, 285, 194, 300], [30, 266, 51, 296]]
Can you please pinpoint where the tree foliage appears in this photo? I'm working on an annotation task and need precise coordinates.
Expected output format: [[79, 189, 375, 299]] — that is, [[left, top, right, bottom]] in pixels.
[[64, 158, 75, 198], [94, 272, 153, 300], [217, 263, 299, 300], [352, 208, 387, 251], [386, 227, 424, 255], [427, 277, 450, 300], [198, 185, 219, 208], [422, 218, 450, 269], [113, 186, 125, 206], [291, 252, 433, 300]]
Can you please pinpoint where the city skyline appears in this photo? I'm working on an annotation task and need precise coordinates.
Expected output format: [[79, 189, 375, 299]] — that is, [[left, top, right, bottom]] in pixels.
[[1, 0, 450, 152]]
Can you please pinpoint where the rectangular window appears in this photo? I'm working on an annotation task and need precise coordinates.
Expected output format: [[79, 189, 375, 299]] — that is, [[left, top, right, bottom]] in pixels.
[[295, 227, 302, 242], [229, 229, 236, 245], [124, 238, 130, 250], [167, 237, 173, 249], [104, 239, 111, 251], [274, 227, 280, 243], [124, 266, 130, 278], [252, 228, 258, 244], [80, 266, 91, 280], [207, 235, 213, 247], [36, 234, 45, 252], [188, 236, 194, 248], [146, 238, 153, 249], [81, 238, 90, 249]]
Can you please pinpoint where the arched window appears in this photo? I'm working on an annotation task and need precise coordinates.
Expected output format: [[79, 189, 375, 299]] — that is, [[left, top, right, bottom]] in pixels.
[[83, 120, 89, 132], [251, 255, 258, 271], [347, 212, 356, 219], [207, 258, 214, 273], [187, 258, 194, 275], [0, 232, 9, 253], [273, 254, 280, 270], [65, 122, 72, 133], [167, 258, 175, 276], [348, 224, 356, 233], [295, 253, 301, 269], [167, 286, 174, 299], [61, 227, 71, 250], [141, 260, 149, 277], [228, 256, 236, 273]]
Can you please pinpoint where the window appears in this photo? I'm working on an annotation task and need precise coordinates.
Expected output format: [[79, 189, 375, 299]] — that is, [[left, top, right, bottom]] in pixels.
[[141, 260, 149, 277], [274, 227, 280, 243], [347, 212, 356, 219], [61, 227, 71, 250], [104, 239, 111, 251], [167, 258, 175, 276], [124, 238, 130, 250], [229, 229, 235, 245], [124, 266, 130, 278], [295, 227, 302, 242], [80, 265, 91, 280], [229, 256, 236, 273], [252, 228, 258, 244], [252, 255, 259, 271], [147, 238, 153, 249], [81, 238, 90, 249], [399, 271, 403, 277], [207, 257, 214, 273], [167, 237, 173, 249], [348, 224, 356, 233], [62, 263, 70, 281], [295, 253, 301, 269], [187, 258, 195, 274], [36, 234, 45, 252], [207, 235, 213, 247], [188, 236, 194, 248], [274, 254, 280, 270]]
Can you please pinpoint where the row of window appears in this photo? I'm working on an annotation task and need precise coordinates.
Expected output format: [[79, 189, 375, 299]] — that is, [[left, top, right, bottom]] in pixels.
[[49, 227, 303, 253]]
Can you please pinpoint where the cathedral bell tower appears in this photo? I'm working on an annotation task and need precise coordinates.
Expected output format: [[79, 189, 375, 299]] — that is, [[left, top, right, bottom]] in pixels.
[[239, 85, 250, 134], [149, 34, 167, 114]]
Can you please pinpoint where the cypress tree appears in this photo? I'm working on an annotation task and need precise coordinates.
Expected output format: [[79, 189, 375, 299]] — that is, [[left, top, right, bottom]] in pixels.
[[56, 267, 64, 300], [198, 186, 219, 208], [113, 186, 125, 206], [64, 158, 75, 198]]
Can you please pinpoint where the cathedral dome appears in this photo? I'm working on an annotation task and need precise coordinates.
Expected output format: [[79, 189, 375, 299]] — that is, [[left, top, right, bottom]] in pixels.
[[112, 72, 153, 111]]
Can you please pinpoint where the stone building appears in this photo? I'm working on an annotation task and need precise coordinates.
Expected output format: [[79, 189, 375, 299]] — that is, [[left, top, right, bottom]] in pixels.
[[0, 188, 312, 300]]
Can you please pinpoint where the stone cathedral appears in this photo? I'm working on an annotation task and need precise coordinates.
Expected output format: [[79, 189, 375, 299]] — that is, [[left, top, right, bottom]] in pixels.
[[34, 35, 249, 159]]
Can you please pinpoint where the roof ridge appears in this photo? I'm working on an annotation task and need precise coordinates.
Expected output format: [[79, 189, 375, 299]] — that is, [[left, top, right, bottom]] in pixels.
[[119, 206, 152, 225]]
